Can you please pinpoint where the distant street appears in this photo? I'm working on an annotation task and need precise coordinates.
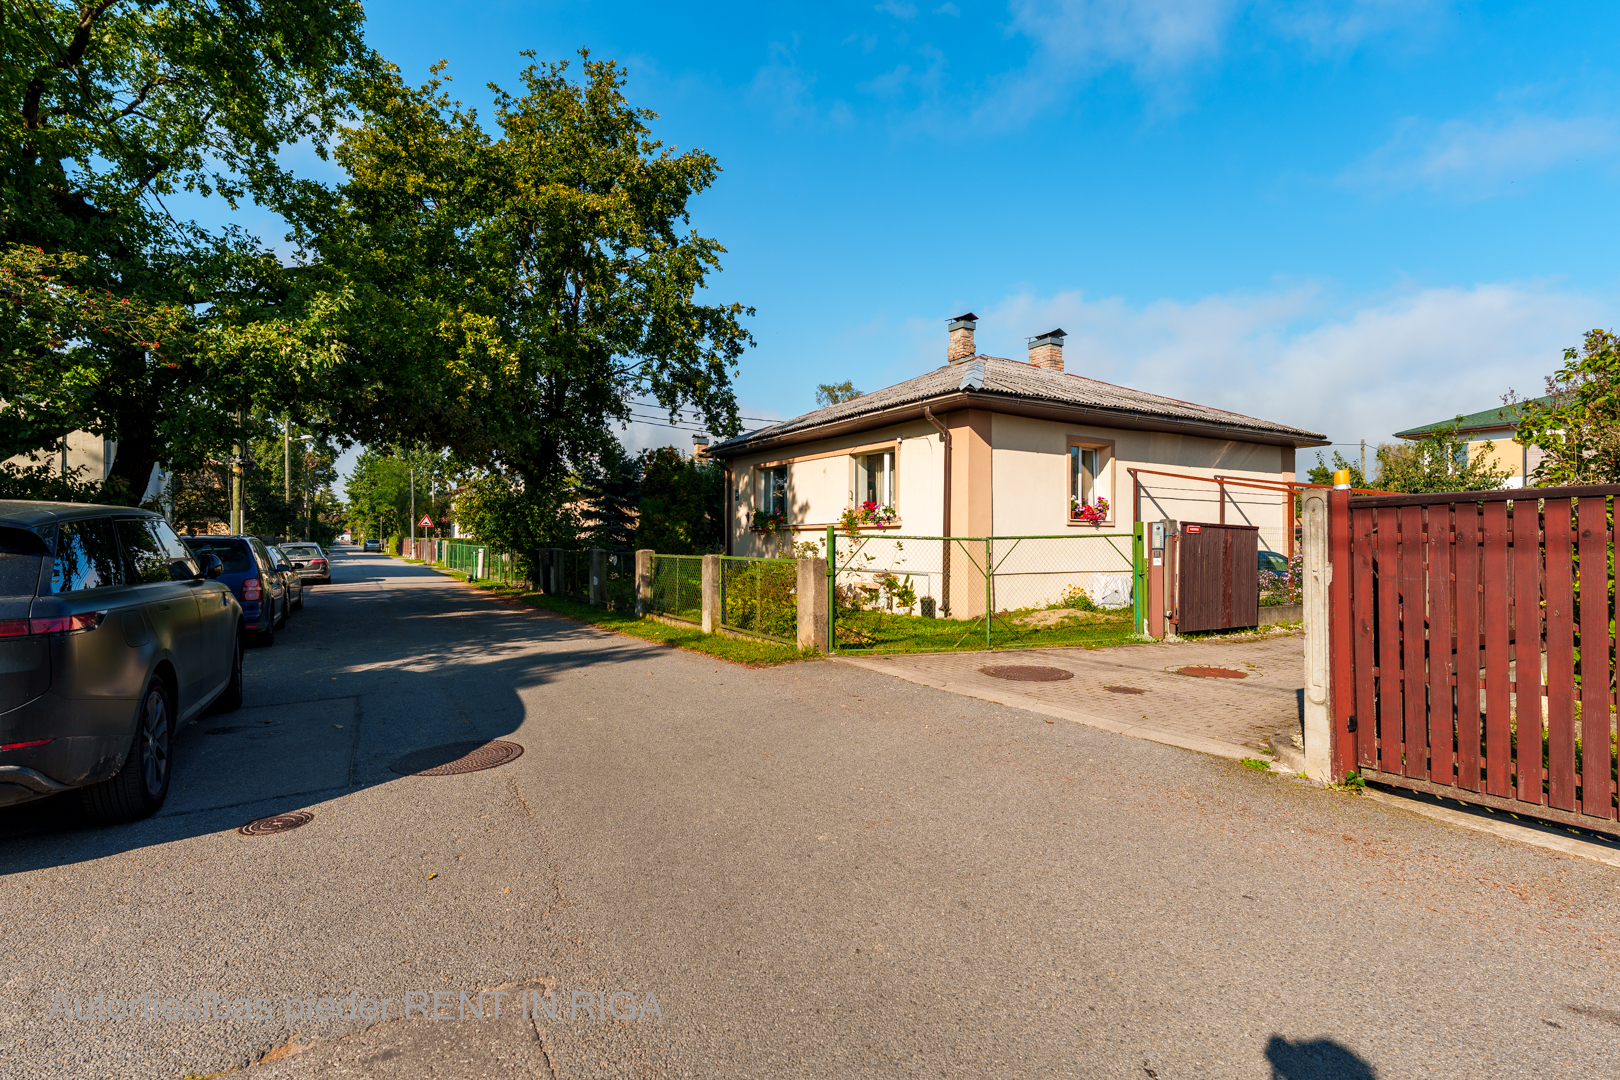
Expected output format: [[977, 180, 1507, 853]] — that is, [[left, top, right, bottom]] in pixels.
[[2, 549, 1618, 1079]]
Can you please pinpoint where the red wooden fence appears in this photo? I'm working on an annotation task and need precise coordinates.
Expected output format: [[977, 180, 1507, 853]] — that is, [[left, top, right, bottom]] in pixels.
[[1328, 485, 1620, 836]]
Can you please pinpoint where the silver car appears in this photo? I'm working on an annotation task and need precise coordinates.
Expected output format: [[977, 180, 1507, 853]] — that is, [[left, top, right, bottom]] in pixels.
[[0, 502, 244, 822]]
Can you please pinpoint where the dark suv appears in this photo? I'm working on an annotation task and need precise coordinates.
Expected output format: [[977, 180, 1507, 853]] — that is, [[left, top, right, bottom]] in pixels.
[[0, 502, 244, 822], [181, 535, 288, 645]]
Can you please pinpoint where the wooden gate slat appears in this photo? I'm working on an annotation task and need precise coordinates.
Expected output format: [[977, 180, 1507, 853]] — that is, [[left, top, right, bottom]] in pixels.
[[1545, 498, 1577, 811], [1428, 503, 1455, 787], [1400, 506, 1428, 780], [1353, 506, 1378, 769], [1454, 503, 1483, 792], [1483, 501, 1512, 798], [1376, 506, 1404, 776], [1513, 499, 1544, 804], [1578, 496, 1615, 820]]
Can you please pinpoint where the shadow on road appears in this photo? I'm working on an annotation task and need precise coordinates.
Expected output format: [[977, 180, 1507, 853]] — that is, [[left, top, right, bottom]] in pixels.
[[1265, 1035, 1377, 1079], [0, 550, 659, 871]]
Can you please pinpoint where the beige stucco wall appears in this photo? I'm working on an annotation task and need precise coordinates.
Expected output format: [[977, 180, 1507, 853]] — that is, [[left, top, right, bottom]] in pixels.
[[3, 430, 114, 485]]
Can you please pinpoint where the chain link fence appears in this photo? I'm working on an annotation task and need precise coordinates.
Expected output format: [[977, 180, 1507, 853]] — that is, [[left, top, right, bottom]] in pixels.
[[827, 531, 1136, 653], [650, 554, 704, 623], [438, 538, 524, 585], [719, 556, 798, 642]]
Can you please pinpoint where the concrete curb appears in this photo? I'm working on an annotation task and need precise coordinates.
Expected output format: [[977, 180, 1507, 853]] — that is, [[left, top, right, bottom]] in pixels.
[[835, 655, 1264, 764], [1363, 788, 1620, 870]]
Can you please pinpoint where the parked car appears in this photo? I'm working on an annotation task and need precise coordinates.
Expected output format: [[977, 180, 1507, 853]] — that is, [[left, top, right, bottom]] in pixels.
[[180, 535, 287, 645], [1258, 550, 1290, 576], [276, 541, 330, 585], [269, 546, 304, 612], [0, 501, 244, 822], [362, 538, 381, 552]]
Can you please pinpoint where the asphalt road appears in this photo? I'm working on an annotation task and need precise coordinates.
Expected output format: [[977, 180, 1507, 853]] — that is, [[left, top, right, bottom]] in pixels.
[[2, 550, 1619, 1079]]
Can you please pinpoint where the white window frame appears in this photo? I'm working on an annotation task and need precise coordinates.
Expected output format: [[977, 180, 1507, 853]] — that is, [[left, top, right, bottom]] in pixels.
[[1067, 437, 1115, 526], [852, 448, 896, 510]]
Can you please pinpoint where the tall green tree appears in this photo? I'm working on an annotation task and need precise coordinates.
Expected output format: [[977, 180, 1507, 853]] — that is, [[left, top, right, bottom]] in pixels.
[[1514, 329, 1620, 486], [635, 446, 724, 554], [1, 0, 375, 496], [299, 53, 752, 560]]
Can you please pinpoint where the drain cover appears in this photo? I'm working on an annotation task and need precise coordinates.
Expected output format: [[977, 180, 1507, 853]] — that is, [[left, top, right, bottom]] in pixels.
[[1103, 685, 1146, 695], [1175, 666, 1248, 679], [978, 665, 1074, 682], [239, 810, 314, 836], [388, 740, 525, 776]]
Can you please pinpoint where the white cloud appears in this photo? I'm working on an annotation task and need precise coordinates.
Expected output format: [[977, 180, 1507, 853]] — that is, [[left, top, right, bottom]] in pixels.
[[1008, 0, 1237, 73], [1344, 113, 1619, 194], [968, 280, 1602, 468]]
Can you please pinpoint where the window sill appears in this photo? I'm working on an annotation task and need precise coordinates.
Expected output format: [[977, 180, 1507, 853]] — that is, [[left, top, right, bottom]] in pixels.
[[1067, 518, 1115, 528]]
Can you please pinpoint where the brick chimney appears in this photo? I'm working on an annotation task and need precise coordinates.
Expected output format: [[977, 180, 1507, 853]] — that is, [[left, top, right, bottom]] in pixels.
[[946, 313, 977, 364], [1028, 328, 1066, 371]]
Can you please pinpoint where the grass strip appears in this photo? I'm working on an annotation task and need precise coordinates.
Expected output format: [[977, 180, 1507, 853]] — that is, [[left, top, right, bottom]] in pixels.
[[431, 566, 816, 667]]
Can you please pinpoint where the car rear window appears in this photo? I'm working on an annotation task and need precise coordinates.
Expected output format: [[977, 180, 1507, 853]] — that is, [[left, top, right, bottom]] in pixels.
[[52, 518, 125, 593], [0, 526, 48, 597], [183, 538, 253, 574], [282, 544, 322, 559]]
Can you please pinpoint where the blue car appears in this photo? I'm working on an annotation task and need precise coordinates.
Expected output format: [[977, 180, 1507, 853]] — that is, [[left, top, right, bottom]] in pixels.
[[1258, 550, 1290, 575], [181, 536, 288, 645]]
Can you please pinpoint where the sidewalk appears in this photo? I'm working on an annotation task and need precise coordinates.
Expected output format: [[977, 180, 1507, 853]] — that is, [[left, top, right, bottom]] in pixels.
[[837, 632, 1305, 762]]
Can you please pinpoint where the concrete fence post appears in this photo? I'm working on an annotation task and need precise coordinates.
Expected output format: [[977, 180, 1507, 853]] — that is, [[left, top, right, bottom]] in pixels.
[[1301, 489, 1332, 781], [797, 557, 828, 652], [636, 549, 655, 615], [589, 548, 606, 607], [701, 554, 720, 633]]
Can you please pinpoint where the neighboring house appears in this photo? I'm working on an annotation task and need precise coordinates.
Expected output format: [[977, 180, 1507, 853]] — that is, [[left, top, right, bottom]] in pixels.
[[1392, 397, 1549, 489], [3, 429, 172, 506], [705, 314, 1327, 573]]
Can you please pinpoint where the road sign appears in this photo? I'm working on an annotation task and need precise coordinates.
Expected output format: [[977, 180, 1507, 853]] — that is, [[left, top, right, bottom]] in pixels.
[[418, 515, 433, 527]]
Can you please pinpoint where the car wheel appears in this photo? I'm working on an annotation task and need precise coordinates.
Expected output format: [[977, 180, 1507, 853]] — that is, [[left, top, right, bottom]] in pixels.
[[81, 679, 173, 823], [211, 629, 244, 713], [256, 615, 275, 647], [274, 595, 288, 629], [293, 588, 304, 611]]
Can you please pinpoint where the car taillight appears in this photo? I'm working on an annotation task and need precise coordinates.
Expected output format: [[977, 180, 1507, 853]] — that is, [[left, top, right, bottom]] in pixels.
[[1, 739, 52, 750], [0, 612, 104, 637], [242, 578, 261, 601], [312, 559, 327, 568]]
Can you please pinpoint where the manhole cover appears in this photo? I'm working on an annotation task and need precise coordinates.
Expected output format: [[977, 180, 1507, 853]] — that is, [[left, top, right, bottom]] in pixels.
[[1175, 666, 1248, 679], [239, 810, 314, 836], [1103, 685, 1146, 695], [388, 740, 525, 776], [978, 665, 1074, 682]]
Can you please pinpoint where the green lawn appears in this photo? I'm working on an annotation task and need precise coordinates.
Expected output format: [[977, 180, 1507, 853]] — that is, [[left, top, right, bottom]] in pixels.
[[833, 605, 1139, 654], [432, 568, 815, 666]]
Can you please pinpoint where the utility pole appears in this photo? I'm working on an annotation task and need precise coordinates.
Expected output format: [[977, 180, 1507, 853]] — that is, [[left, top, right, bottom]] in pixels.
[[1359, 439, 1366, 482], [283, 417, 291, 536], [410, 465, 416, 558], [230, 409, 244, 535]]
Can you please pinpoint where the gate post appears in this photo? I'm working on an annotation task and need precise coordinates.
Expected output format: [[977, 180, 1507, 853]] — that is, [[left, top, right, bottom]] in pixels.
[[701, 554, 720, 634], [589, 548, 606, 606], [797, 556, 829, 652], [635, 549, 654, 615], [1302, 487, 1333, 781]]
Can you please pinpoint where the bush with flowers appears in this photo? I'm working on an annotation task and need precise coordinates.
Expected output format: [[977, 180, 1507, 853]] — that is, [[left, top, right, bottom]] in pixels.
[[750, 509, 786, 533]]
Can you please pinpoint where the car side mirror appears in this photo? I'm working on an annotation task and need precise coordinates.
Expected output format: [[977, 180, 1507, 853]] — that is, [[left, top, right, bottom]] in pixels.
[[203, 554, 224, 579]]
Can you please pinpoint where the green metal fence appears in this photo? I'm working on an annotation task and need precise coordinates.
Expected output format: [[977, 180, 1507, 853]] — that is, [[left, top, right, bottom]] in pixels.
[[650, 554, 704, 623], [439, 538, 523, 585], [719, 556, 798, 642], [825, 528, 1137, 654]]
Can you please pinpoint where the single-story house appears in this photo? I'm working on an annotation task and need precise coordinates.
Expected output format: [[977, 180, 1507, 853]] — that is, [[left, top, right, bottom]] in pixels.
[[706, 315, 1327, 610], [1393, 397, 1549, 488]]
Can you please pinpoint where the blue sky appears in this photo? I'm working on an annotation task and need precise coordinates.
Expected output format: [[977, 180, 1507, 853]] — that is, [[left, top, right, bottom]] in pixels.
[[281, 1, 1620, 484]]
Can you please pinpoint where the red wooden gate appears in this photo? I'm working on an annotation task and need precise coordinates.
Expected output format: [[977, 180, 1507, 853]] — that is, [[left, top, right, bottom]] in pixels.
[[1327, 485, 1620, 835]]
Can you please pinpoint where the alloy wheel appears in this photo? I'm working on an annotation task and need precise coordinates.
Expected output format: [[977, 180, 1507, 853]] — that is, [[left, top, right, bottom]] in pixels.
[[140, 688, 171, 798]]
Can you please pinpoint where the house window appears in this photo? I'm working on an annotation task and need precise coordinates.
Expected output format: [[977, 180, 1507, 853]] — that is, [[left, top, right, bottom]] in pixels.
[[854, 450, 894, 509], [758, 465, 788, 515], [1068, 442, 1111, 523]]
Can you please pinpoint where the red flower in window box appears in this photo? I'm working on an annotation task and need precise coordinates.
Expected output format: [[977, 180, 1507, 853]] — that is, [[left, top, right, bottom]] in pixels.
[[1070, 496, 1109, 524]]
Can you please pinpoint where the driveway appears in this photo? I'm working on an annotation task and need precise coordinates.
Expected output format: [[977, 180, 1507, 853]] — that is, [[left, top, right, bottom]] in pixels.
[[2, 554, 1617, 1079], [838, 633, 1307, 761]]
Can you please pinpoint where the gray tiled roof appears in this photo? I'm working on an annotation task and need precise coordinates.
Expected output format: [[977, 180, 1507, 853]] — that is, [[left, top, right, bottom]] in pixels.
[[708, 356, 1325, 454]]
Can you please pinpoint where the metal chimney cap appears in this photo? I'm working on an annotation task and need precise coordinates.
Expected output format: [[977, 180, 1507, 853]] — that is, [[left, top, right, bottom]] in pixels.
[[947, 312, 978, 330], [1027, 328, 1066, 344]]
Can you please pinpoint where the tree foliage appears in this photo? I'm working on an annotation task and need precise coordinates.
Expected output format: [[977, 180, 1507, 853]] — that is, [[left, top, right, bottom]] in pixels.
[[1513, 329, 1620, 486], [1372, 421, 1510, 494], [635, 447, 724, 554], [815, 381, 863, 406]]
